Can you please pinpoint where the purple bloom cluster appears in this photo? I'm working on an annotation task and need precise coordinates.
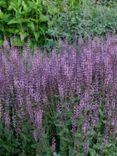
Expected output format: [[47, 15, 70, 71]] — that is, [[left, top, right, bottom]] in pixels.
[[0, 34, 117, 142]]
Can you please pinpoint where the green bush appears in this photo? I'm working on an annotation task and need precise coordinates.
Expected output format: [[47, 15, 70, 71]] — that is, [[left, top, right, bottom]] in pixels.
[[93, 0, 117, 6], [47, 1, 117, 44], [0, 0, 49, 47], [1, 0, 117, 49], [0, 0, 79, 48]]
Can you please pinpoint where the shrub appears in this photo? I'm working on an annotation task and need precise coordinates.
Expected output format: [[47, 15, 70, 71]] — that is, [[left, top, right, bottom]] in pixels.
[[93, 0, 117, 5], [47, 1, 117, 45], [0, 34, 117, 155], [0, 0, 80, 48]]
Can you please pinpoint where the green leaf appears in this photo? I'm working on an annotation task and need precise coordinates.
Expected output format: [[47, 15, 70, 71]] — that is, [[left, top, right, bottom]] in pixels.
[[3, 144, 10, 152], [40, 15, 49, 22], [1, 14, 11, 22], [6, 28, 19, 34], [8, 18, 29, 24], [27, 22, 35, 31], [89, 149, 97, 156], [0, 39, 3, 46], [0, 1, 7, 8], [22, 0, 28, 12], [0, 12, 4, 19], [34, 32, 39, 41]]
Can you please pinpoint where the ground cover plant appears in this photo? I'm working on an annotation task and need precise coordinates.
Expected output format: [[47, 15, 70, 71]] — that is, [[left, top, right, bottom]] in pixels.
[[0, 34, 117, 155]]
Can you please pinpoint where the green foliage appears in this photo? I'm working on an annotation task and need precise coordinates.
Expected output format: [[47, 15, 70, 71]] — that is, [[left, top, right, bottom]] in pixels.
[[0, 0, 80, 48], [0, 117, 51, 155], [47, 1, 117, 45], [87, 104, 117, 156], [1, 0, 117, 49], [0, 0, 50, 47], [93, 0, 117, 6], [0, 121, 49, 156], [0, 99, 117, 155], [0, 123, 19, 156], [42, 95, 117, 155]]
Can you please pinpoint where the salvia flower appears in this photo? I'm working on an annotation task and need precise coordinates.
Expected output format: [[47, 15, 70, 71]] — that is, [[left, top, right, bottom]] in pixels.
[[0, 34, 117, 146]]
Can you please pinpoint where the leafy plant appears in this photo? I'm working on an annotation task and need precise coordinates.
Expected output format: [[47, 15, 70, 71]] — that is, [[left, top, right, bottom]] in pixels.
[[0, 0, 81, 48], [1, 35, 117, 155], [47, 0, 117, 46]]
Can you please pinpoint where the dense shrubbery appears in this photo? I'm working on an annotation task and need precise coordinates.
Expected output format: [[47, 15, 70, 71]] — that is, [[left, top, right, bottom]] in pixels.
[[1, 0, 117, 49], [94, 0, 117, 5], [0, 34, 117, 155], [48, 1, 117, 44], [0, 0, 79, 48]]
